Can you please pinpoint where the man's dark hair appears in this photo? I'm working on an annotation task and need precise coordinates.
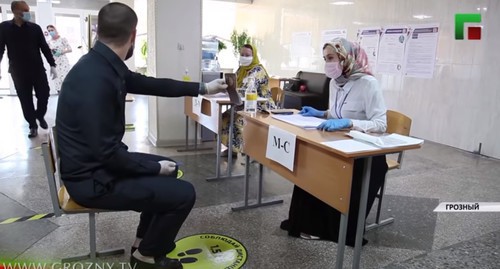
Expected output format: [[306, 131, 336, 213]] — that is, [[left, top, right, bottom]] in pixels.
[[97, 2, 138, 46], [11, 1, 27, 11]]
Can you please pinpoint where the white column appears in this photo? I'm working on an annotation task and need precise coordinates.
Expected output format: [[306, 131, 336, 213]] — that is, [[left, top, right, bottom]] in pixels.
[[110, 0, 136, 71], [35, 0, 56, 94], [147, 0, 202, 146], [35, 0, 54, 30]]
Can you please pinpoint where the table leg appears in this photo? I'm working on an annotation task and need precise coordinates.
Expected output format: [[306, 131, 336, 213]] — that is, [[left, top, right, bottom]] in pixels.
[[232, 160, 283, 211], [227, 105, 235, 176], [177, 116, 212, 152], [335, 213, 348, 269], [206, 104, 244, 181], [352, 157, 372, 269]]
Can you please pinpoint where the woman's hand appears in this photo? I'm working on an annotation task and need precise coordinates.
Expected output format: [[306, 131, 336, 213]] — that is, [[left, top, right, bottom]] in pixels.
[[299, 106, 324, 117], [317, 119, 352, 131]]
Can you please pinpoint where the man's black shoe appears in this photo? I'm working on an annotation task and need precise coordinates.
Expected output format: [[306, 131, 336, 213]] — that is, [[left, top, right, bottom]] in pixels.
[[38, 118, 48, 129], [28, 128, 38, 138], [130, 254, 183, 269]]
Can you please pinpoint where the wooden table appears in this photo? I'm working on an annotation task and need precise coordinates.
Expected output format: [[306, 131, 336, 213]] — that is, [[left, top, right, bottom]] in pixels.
[[235, 111, 421, 269]]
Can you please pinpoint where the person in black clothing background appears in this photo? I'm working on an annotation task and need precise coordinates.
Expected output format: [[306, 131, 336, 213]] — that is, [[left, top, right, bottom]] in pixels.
[[0, 1, 57, 138], [56, 3, 227, 269]]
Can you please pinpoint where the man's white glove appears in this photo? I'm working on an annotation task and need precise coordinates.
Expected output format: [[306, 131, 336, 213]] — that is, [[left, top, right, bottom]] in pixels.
[[203, 78, 228, 95], [158, 160, 177, 176], [50, 66, 57, 80]]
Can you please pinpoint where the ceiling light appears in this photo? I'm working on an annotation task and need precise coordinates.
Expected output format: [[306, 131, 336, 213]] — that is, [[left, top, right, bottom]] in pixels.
[[352, 21, 363, 25], [413, 14, 432, 20], [331, 1, 354, 6], [52, 0, 61, 3]]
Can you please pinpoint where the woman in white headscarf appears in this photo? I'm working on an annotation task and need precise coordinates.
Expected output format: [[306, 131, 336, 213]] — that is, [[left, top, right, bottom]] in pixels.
[[280, 38, 388, 247]]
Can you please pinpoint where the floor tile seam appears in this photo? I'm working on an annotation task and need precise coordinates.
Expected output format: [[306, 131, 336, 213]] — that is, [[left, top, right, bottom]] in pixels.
[[9, 224, 59, 261], [430, 228, 500, 252]]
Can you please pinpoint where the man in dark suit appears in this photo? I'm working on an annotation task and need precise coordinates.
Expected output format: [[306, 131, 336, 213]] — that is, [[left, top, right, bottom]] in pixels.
[[56, 3, 227, 269], [0, 0, 57, 138]]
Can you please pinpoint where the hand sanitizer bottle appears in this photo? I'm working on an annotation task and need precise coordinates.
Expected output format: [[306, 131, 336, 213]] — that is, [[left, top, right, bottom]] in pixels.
[[182, 68, 191, 81], [244, 77, 257, 116]]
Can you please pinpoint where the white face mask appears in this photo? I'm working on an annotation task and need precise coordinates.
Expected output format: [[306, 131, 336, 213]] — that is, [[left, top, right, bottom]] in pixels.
[[239, 56, 253, 67], [324, 61, 342, 79]]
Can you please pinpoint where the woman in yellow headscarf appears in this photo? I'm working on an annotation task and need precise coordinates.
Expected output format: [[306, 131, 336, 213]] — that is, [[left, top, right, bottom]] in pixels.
[[220, 44, 276, 156]]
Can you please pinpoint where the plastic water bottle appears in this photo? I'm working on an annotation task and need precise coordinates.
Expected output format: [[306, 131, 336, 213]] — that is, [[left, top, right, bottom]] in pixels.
[[182, 68, 191, 81], [244, 77, 257, 116]]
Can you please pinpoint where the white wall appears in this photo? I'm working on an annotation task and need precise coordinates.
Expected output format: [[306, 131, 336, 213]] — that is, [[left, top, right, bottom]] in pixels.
[[215, 0, 500, 159]]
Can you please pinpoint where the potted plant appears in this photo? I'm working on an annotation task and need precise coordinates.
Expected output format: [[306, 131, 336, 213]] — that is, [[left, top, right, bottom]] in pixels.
[[230, 30, 252, 56], [218, 40, 227, 52]]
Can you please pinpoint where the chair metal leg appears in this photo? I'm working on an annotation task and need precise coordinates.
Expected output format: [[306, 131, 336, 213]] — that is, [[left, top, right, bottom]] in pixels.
[[88, 212, 97, 261], [61, 213, 125, 263], [366, 176, 395, 231]]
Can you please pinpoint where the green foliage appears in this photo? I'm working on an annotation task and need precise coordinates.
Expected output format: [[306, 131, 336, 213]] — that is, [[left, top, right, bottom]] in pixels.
[[218, 40, 227, 52], [140, 40, 147, 61], [230, 30, 252, 56]]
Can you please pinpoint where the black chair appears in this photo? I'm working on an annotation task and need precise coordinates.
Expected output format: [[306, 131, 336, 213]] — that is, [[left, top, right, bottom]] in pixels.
[[282, 71, 330, 110]]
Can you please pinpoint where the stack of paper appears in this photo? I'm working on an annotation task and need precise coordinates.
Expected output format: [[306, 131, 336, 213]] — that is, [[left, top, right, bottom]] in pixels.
[[347, 130, 424, 148], [322, 131, 424, 153], [322, 140, 379, 153], [271, 114, 325, 129]]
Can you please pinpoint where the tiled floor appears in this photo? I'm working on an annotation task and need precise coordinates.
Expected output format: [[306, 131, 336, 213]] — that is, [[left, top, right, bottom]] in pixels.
[[0, 94, 499, 268]]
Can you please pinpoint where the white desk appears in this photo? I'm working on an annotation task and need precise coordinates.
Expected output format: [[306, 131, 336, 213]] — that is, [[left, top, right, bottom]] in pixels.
[[184, 94, 267, 181]]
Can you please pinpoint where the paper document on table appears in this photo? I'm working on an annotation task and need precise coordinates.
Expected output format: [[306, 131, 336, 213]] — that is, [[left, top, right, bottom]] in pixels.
[[271, 114, 326, 129], [347, 130, 424, 148], [204, 92, 228, 98], [322, 140, 379, 153]]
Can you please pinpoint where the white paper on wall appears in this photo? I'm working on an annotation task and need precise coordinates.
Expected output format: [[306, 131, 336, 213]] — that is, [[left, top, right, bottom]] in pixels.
[[377, 26, 409, 75], [291, 32, 312, 58], [320, 29, 347, 53], [357, 28, 382, 74], [403, 24, 440, 79]]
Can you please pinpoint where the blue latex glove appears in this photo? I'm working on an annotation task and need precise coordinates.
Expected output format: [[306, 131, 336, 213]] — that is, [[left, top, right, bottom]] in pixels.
[[317, 119, 352, 131], [299, 106, 324, 117], [54, 50, 62, 57]]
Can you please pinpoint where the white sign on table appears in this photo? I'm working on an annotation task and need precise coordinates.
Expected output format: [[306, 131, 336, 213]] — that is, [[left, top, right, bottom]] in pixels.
[[192, 96, 202, 116], [265, 125, 297, 171]]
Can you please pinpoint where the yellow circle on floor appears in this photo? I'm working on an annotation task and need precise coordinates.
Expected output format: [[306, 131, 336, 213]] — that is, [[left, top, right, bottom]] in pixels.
[[166, 234, 247, 269], [177, 169, 183, 179]]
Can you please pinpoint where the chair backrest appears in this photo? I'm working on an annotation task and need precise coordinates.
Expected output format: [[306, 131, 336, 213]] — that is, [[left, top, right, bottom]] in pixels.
[[386, 110, 412, 166], [270, 87, 284, 108], [295, 71, 331, 96], [42, 127, 63, 216], [386, 110, 411, 136]]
